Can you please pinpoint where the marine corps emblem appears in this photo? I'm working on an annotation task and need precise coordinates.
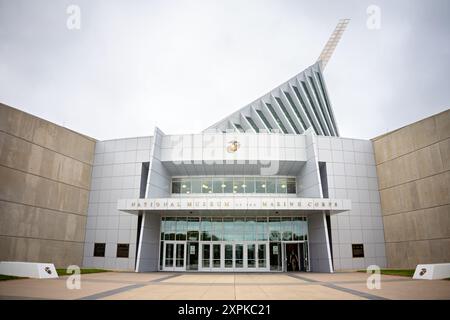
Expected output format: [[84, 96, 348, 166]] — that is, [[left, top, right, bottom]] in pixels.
[[227, 140, 240, 153]]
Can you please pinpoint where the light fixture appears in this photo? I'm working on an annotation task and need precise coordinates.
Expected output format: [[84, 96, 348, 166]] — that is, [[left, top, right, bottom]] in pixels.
[[262, 184, 266, 188], [281, 184, 286, 188], [221, 184, 226, 188], [202, 184, 208, 189], [182, 184, 186, 188], [242, 184, 246, 188], [233, 185, 238, 189], [186, 191, 190, 194], [208, 190, 212, 193]]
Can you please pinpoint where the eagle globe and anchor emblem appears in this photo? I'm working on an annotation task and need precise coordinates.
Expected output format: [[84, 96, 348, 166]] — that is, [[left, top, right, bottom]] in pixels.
[[226, 140, 240, 153]]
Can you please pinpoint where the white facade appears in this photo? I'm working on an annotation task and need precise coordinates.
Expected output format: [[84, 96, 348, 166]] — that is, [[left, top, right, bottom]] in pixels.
[[82, 20, 387, 272], [82, 130, 386, 272], [83, 136, 153, 270]]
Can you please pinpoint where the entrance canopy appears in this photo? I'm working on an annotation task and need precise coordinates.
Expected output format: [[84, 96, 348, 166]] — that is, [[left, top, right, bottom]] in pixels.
[[117, 197, 351, 214]]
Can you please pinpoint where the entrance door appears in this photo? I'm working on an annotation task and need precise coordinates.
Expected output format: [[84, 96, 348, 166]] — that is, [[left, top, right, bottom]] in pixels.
[[163, 241, 186, 271], [257, 243, 268, 270], [246, 244, 256, 269], [224, 244, 233, 269], [234, 243, 244, 269], [200, 243, 211, 271], [212, 243, 222, 270], [269, 242, 282, 271], [187, 242, 199, 271], [285, 243, 300, 272]]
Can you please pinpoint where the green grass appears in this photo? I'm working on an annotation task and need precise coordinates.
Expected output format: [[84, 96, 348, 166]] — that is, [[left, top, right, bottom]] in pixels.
[[0, 269, 109, 280], [0, 274, 26, 281], [358, 269, 415, 277], [56, 268, 110, 276]]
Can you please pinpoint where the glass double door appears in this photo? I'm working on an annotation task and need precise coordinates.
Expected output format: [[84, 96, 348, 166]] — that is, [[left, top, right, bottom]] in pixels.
[[162, 241, 186, 271], [282, 242, 309, 272], [199, 242, 269, 271]]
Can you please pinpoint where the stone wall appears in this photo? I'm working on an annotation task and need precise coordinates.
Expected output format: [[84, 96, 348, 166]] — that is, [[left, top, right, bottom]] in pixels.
[[372, 109, 450, 268], [0, 103, 96, 268]]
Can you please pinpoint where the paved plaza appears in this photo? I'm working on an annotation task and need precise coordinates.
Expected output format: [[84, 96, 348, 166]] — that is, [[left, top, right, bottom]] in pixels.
[[0, 272, 449, 300]]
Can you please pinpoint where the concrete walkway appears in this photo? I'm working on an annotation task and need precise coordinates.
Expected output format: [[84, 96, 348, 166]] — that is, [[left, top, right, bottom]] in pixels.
[[0, 272, 449, 300]]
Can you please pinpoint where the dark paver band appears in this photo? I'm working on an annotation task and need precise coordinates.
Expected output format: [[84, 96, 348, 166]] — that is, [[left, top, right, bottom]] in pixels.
[[79, 274, 183, 300], [0, 295, 54, 300], [286, 273, 319, 282], [322, 283, 389, 300]]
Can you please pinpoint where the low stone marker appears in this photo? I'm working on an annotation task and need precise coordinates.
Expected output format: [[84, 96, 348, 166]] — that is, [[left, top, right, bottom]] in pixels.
[[0, 261, 58, 279], [413, 263, 450, 280]]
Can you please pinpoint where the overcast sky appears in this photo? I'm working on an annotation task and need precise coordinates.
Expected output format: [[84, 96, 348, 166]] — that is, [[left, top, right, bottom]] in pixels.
[[0, 0, 448, 140]]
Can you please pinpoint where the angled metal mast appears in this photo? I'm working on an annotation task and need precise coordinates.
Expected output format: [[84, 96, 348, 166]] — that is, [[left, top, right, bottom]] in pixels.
[[317, 19, 350, 69]]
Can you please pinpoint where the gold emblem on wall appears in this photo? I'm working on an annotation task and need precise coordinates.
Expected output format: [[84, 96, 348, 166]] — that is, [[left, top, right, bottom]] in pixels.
[[227, 140, 240, 153]]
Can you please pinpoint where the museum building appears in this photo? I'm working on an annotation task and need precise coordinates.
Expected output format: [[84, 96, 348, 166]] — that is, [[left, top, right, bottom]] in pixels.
[[1, 20, 448, 273]]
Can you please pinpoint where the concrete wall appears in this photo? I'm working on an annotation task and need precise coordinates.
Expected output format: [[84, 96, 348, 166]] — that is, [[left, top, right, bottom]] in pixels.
[[372, 109, 450, 268], [0, 103, 96, 267]]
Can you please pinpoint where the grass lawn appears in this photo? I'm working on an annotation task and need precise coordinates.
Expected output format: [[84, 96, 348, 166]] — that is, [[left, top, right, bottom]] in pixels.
[[56, 268, 110, 276], [358, 269, 415, 277], [1, 269, 109, 281], [358, 269, 450, 280], [0, 274, 27, 281]]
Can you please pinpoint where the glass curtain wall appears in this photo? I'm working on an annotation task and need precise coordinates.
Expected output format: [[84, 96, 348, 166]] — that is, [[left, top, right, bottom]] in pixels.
[[159, 216, 308, 271], [172, 177, 296, 194]]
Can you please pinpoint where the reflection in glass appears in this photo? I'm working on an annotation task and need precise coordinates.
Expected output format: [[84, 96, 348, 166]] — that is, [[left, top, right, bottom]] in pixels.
[[187, 217, 199, 241], [266, 177, 276, 193], [222, 178, 233, 193], [245, 218, 256, 241], [171, 176, 297, 194], [247, 244, 255, 268], [223, 218, 233, 241], [269, 218, 281, 241], [180, 178, 191, 194], [282, 217, 292, 241], [213, 244, 221, 268], [165, 217, 176, 240], [277, 178, 287, 194], [212, 218, 222, 241], [255, 178, 266, 193], [172, 179, 181, 194], [201, 178, 212, 194], [176, 243, 184, 267], [176, 217, 187, 240], [233, 177, 245, 194], [287, 178, 296, 194], [225, 244, 233, 268], [165, 243, 174, 267], [213, 178, 223, 193], [257, 217, 268, 241], [200, 217, 211, 241], [269, 242, 282, 271], [191, 178, 202, 193], [258, 244, 266, 268], [202, 244, 210, 268], [235, 244, 243, 268]]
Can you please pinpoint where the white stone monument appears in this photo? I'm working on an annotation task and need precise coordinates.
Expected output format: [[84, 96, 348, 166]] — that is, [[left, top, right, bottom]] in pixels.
[[0, 261, 59, 279], [413, 263, 450, 280]]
